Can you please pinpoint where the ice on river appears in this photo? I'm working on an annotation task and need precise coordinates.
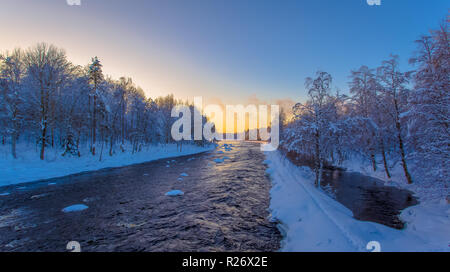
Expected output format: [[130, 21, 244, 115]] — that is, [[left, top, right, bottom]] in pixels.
[[165, 190, 184, 196], [214, 158, 224, 163], [62, 204, 89, 213]]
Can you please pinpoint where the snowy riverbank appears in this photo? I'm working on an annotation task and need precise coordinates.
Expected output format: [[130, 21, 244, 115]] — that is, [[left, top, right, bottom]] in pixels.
[[0, 143, 215, 187], [265, 151, 449, 252]]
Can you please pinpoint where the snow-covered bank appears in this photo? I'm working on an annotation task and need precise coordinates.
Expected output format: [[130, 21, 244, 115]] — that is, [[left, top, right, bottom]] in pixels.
[[265, 151, 449, 252], [0, 143, 214, 187], [342, 155, 449, 203]]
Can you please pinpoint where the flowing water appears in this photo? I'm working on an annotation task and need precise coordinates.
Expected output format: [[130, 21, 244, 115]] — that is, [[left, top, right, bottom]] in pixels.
[[0, 142, 281, 252], [320, 169, 418, 229]]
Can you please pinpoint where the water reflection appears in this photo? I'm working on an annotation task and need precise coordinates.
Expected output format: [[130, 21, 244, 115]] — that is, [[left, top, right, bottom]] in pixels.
[[320, 169, 418, 229]]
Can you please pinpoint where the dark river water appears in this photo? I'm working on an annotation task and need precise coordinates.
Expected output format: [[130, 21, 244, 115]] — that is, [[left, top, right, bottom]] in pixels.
[[0, 142, 281, 252], [320, 169, 418, 229]]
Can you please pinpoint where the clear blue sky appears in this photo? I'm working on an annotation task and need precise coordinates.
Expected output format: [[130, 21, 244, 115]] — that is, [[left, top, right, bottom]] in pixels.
[[1, 0, 448, 104]]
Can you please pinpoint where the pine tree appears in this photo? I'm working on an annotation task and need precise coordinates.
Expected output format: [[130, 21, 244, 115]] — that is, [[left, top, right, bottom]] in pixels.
[[88, 56, 104, 156]]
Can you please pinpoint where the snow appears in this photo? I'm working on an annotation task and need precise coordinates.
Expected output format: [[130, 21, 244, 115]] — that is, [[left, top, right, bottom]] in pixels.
[[62, 204, 89, 213], [165, 190, 184, 196], [0, 143, 214, 187], [265, 151, 450, 252]]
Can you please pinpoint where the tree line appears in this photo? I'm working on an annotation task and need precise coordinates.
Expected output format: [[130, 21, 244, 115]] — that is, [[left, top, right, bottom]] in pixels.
[[281, 19, 449, 187], [0, 43, 211, 161]]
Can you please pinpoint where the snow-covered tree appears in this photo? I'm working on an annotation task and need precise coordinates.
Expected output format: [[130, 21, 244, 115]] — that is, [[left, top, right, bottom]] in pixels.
[[0, 49, 25, 158], [88, 56, 104, 155], [289, 71, 337, 187], [377, 55, 413, 184], [23, 43, 71, 160], [409, 19, 449, 184]]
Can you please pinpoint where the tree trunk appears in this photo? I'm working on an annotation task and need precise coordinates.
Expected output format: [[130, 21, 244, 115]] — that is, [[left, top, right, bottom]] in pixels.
[[381, 140, 391, 179], [40, 123, 47, 160], [76, 131, 81, 157], [397, 126, 413, 184], [394, 100, 413, 184], [314, 131, 320, 187], [92, 94, 97, 156], [51, 127, 54, 148], [11, 133, 17, 159], [99, 137, 104, 162], [370, 153, 377, 171], [109, 136, 114, 156], [40, 82, 47, 161]]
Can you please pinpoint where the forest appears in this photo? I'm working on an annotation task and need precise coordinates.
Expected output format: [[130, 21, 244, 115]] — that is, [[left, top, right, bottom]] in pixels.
[[0, 44, 211, 162], [280, 20, 449, 198]]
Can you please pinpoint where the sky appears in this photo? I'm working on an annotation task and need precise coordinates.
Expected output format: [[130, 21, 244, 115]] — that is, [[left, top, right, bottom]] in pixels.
[[1, 0, 448, 107]]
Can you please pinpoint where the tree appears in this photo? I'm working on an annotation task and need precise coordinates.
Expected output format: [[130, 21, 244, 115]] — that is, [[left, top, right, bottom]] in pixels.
[[88, 56, 104, 155], [349, 66, 379, 171], [24, 43, 71, 160], [292, 71, 335, 187], [0, 49, 25, 158], [377, 55, 413, 184], [409, 19, 449, 183]]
